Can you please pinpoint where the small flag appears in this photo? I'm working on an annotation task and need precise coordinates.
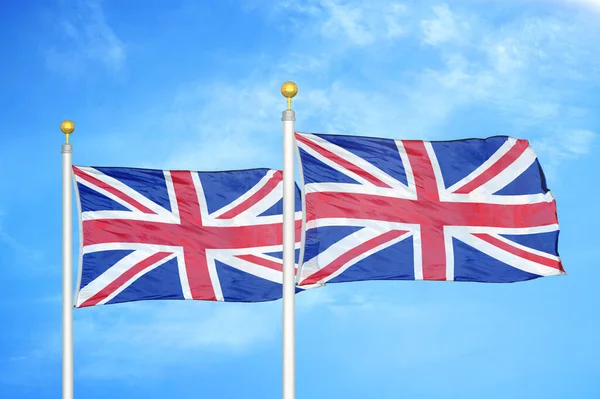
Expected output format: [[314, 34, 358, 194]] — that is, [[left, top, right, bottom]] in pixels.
[[73, 166, 302, 307], [295, 132, 564, 286]]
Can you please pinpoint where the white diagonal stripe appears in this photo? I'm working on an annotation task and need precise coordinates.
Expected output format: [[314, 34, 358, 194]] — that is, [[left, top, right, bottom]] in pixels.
[[216, 251, 284, 284], [471, 146, 537, 195], [298, 133, 410, 190], [483, 233, 561, 262], [453, 231, 563, 277], [447, 138, 517, 194], [210, 170, 277, 218], [75, 175, 139, 213], [76, 167, 173, 217], [299, 229, 413, 285], [76, 249, 177, 307], [232, 181, 284, 220]]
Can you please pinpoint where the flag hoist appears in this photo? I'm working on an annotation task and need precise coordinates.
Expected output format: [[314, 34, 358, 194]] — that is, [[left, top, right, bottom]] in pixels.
[[61, 119, 75, 399], [281, 81, 298, 399]]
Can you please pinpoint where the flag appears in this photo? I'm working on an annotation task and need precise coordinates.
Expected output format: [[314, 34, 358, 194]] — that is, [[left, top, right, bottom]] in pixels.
[[73, 166, 302, 307], [295, 132, 564, 286]]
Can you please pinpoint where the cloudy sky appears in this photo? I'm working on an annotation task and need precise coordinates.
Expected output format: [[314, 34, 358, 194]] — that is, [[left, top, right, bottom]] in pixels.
[[1, 0, 599, 398]]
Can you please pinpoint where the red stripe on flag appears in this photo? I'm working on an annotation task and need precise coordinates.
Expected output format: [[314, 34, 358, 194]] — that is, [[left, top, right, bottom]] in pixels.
[[304, 192, 558, 229], [170, 171, 204, 222], [296, 134, 392, 188], [420, 224, 447, 280], [300, 230, 408, 286], [402, 141, 446, 279], [73, 167, 155, 214], [217, 171, 283, 219], [402, 141, 440, 201], [235, 254, 287, 273], [473, 233, 564, 271], [453, 140, 529, 194], [78, 252, 172, 308]]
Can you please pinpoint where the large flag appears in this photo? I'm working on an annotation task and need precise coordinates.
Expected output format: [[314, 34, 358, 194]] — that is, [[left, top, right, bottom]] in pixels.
[[73, 166, 302, 307], [295, 132, 565, 286]]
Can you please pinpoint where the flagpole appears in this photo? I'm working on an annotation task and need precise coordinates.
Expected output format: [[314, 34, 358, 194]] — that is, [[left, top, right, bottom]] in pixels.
[[61, 120, 75, 399], [281, 81, 298, 399]]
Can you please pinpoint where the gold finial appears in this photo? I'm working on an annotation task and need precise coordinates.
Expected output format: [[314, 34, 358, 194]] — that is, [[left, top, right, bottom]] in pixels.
[[60, 120, 75, 144], [281, 81, 298, 110]]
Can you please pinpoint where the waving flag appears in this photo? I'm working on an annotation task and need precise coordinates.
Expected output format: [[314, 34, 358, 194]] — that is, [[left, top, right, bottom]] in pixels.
[[295, 132, 564, 286], [73, 166, 302, 307]]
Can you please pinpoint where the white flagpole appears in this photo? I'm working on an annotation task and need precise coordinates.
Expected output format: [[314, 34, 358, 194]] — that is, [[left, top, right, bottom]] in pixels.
[[281, 82, 298, 399], [61, 120, 75, 399]]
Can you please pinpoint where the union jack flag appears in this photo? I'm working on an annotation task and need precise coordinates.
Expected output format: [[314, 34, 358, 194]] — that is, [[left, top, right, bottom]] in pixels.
[[295, 132, 565, 287], [73, 166, 302, 307]]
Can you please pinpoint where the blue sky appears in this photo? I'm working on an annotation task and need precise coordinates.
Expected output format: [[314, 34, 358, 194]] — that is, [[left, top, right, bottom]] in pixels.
[[1, 0, 600, 398]]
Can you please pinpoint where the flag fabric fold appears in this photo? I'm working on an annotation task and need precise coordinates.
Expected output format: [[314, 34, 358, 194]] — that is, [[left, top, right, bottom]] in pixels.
[[295, 132, 564, 286], [73, 166, 302, 307]]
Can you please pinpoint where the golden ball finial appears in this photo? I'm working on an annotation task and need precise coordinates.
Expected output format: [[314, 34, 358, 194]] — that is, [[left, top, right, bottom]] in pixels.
[[60, 120, 75, 144], [60, 120, 75, 135], [281, 82, 298, 110], [281, 81, 298, 99]]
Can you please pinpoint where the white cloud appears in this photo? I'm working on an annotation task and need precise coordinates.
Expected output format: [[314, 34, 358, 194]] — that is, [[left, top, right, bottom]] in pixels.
[[255, 3, 596, 143], [562, 129, 596, 155], [421, 4, 468, 46], [533, 129, 596, 177], [68, 2, 597, 169], [73, 301, 279, 379], [465, 0, 600, 13], [45, 0, 125, 74], [558, 0, 600, 12], [487, 41, 525, 73], [124, 2, 600, 175], [415, 6, 599, 144], [159, 80, 286, 170], [278, 0, 408, 46], [320, 0, 407, 44]]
